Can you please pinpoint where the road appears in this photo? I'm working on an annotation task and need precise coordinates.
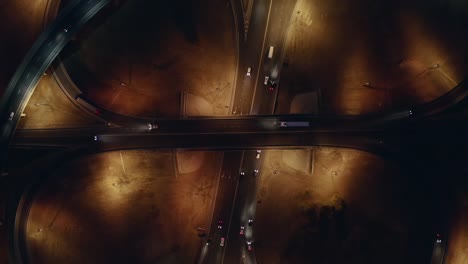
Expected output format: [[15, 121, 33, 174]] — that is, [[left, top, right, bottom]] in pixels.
[[431, 235, 447, 264], [0, 0, 111, 169], [1, 0, 467, 263]]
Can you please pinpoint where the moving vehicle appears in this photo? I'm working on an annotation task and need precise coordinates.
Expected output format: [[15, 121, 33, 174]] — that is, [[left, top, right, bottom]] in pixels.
[[264, 76, 269, 85], [217, 219, 224, 229], [247, 240, 253, 251], [248, 219, 253, 226], [247, 67, 251, 76], [93, 136, 98, 141], [279, 121, 310, 128], [220, 237, 225, 246], [269, 80, 277, 91], [147, 123, 158, 130], [436, 233, 442, 243], [8, 112, 14, 121], [240, 226, 245, 235], [267, 46, 274, 59], [256, 150, 261, 159], [253, 169, 259, 176]]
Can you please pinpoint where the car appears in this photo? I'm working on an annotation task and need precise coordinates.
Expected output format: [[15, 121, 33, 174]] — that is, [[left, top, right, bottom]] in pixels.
[[147, 123, 158, 130], [8, 112, 14, 121], [206, 238, 212, 246], [240, 225, 245, 235], [220, 237, 225, 246], [217, 220, 224, 229], [256, 150, 261, 159], [247, 240, 253, 251], [409, 110, 413, 115], [240, 171, 245, 176], [64, 25, 71, 33], [269, 80, 277, 91], [253, 169, 259, 176], [436, 233, 442, 243], [248, 219, 253, 226], [280, 121, 288, 127], [94, 136, 98, 141], [264, 76, 269, 85], [247, 67, 251, 76]]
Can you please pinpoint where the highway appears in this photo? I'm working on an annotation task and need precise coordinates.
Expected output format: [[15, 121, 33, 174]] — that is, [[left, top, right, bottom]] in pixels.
[[0, 0, 111, 170], [430, 234, 447, 264], [1, 0, 467, 263]]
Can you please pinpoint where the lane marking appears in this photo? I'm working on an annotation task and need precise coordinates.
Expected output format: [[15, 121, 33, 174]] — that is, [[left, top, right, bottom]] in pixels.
[[119, 150, 126, 175]]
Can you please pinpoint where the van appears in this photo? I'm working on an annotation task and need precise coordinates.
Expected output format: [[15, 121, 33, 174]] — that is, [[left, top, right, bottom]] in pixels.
[[267, 46, 274, 59]]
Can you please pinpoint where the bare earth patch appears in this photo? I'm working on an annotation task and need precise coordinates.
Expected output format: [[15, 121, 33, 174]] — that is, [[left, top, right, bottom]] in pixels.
[[25, 150, 222, 264], [255, 148, 409, 264], [445, 193, 468, 264], [62, 0, 235, 118], [18, 74, 103, 129], [278, 0, 468, 115]]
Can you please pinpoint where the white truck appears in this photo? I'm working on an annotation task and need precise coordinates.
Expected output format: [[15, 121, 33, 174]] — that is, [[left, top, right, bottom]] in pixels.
[[267, 46, 274, 59]]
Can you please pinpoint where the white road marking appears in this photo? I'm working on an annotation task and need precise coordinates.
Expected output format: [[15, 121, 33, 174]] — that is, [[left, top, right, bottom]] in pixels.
[[119, 151, 126, 175]]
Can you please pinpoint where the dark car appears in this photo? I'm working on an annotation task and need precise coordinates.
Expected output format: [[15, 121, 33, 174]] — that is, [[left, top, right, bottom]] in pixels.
[[269, 80, 277, 91], [217, 219, 224, 229]]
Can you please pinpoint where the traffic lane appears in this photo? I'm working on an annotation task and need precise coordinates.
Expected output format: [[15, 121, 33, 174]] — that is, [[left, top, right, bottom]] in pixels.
[[233, 0, 272, 115], [431, 236, 446, 264], [223, 168, 250, 264], [203, 166, 232, 264], [0, 0, 111, 167], [223, 150, 262, 264], [203, 152, 242, 264], [12, 130, 390, 157], [242, 152, 262, 264], [12, 112, 409, 136], [253, 0, 297, 115]]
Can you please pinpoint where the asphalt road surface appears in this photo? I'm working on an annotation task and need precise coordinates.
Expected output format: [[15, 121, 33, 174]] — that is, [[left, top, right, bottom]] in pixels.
[[0, 0, 111, 169]]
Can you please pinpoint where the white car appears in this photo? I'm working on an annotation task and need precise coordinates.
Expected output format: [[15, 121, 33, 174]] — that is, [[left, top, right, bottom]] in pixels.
[[220, 237, 225, 246], [256, 150, 261, 159], [264, 76, 269, 85], [247, 67, 251, 76]]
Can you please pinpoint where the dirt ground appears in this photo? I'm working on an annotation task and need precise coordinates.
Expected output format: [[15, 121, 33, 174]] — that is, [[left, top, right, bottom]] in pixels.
[[446, 193, 468, 264], [277, 0, 468, 115], [255, 148, 410, 264], [61, 0, 236, 118], [25, 150, 222, 264], [17, 73, 104, 129]]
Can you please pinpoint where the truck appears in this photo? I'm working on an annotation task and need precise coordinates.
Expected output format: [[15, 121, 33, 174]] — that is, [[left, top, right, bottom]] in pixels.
[[267, 46, 274, 59], [279, 121, 310, 128]]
